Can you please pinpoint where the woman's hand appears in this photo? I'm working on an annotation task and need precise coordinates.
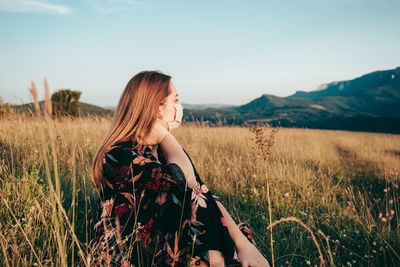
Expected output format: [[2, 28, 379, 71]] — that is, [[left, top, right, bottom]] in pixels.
[[236, 241, 270, 267], [142, 121, 170, 146]]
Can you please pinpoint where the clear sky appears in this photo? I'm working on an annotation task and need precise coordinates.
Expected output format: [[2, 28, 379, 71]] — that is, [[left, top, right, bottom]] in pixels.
[[1, 0, 399, 107]]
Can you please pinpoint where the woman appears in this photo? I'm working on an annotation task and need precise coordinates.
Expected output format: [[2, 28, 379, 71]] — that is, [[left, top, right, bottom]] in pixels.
[[90, 70, 270, 267]]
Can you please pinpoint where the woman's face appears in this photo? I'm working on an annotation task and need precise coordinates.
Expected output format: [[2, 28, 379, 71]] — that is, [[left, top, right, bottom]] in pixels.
[[158, 81, 179, 121]]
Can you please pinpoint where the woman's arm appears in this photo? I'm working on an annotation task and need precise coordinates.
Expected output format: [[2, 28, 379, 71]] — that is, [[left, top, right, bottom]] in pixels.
[[214, 200, 250, 247], [160, 132, 248, 244], [159, 132, 197, 189]]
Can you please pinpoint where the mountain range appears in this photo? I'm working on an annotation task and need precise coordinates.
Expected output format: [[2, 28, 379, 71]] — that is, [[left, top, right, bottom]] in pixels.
[[183, 66, 400, 133], [10, 66, 400, 134]]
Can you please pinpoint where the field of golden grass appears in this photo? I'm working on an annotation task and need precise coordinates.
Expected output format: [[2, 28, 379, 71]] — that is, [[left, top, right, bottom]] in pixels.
[[0, 112, 399, 266]]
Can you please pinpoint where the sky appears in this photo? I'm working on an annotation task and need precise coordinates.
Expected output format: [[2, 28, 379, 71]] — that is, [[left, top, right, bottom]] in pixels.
[[0, 0, 399, 107]]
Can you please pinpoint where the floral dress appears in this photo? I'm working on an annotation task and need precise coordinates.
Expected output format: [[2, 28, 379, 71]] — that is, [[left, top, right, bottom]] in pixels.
[[92, 138, 260, 266]]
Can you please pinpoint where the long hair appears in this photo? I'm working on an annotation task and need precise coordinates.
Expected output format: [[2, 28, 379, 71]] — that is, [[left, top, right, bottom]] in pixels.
[[90, 70, 172, 188]]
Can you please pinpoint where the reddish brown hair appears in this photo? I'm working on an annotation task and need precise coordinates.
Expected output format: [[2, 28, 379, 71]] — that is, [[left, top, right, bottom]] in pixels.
[[90, 70, 172, 188]]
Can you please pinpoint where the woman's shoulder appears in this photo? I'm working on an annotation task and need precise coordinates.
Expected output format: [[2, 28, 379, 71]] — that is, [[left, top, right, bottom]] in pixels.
[[103, 139, 200, 186]]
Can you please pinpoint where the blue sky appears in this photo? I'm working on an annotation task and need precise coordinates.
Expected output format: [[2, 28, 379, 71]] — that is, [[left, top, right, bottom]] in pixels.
[[1, 0, 399, 107]]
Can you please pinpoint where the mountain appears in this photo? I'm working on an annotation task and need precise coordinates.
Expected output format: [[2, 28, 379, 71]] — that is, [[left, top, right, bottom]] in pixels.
[[289, 66, 400, 99], [182, 66, 400, 134], [182, 103, 237, 110], [286, 66, 400, 119]]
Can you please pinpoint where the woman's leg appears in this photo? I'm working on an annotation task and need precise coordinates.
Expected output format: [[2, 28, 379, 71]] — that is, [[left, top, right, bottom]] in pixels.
[[214, 200, 251, 246], [237, 222, 258, 247], [208, 250, 226, 267], [214, 199, 263, 264]]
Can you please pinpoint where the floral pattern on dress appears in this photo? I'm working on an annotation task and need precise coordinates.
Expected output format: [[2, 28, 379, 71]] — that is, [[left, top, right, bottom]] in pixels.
[[92, 139, 261, 266], [191, 182, 209, 208]]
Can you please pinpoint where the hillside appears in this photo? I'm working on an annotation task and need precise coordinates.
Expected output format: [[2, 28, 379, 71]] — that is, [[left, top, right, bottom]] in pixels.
[[287, 66, 400, 118], [182, 66, 400, 134], [289, 66, 400, 99], [11, 101, 114, 117]]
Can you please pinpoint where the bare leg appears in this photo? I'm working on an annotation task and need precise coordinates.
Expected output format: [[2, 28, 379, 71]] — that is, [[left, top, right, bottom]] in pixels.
[[214, 200, 250, 246], [208, 250, 226, 267]]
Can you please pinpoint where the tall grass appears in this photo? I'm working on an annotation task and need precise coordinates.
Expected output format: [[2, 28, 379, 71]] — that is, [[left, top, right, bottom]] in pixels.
[[0, 80, 399, 266], [247, 121, 280, 267]]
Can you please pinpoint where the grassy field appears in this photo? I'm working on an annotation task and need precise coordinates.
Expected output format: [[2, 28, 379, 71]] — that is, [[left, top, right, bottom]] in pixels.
[[0, 113, 399, 266]]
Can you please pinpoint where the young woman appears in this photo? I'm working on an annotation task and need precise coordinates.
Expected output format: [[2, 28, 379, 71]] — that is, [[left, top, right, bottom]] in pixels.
[[90, 70, 270, 267]]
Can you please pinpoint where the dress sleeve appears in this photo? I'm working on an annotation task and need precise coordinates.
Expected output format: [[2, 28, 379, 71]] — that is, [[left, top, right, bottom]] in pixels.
[[102, 145, 190, 193], [102, 145, 137, 188]]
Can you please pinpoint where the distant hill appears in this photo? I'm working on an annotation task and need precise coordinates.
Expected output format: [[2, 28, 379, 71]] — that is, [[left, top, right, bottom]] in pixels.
[[182, 66, 400, 134], [289, 66, 400, 99], [78, 102, 113, 116], [182, 103, 237, 110], [102, 105, 117, 110], [12, 101, 114, 117], [286, 66, 400, 118]]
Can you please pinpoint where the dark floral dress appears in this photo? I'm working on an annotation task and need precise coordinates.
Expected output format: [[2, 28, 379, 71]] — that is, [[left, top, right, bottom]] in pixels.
[[92, 138, 261, 266]]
